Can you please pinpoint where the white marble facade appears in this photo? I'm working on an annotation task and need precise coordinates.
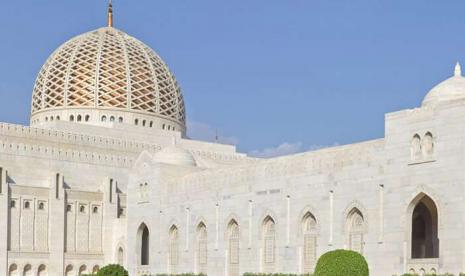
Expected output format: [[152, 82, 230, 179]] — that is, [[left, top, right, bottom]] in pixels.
[[2, 8, 465, 276]]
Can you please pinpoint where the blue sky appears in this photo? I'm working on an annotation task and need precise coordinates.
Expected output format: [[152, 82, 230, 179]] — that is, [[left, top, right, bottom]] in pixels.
[[0, 1, 464, 157]]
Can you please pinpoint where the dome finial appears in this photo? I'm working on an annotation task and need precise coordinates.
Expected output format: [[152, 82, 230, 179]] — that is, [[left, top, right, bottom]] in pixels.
[[455, 62, 461, 77], [107, 0, 113, 27]]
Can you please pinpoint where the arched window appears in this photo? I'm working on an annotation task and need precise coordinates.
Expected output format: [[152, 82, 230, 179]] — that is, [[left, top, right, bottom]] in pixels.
[[56, 116, 60, 120], [45, 117, 48, 122], [228, 219, 240, 276], [85, 115, 90, 122], [65, 265, 74, 276], [422, 132, 434, 158], [411, 194, 439, 259], [197, 222, 208, 274], [149, 121, 153, 128], [302, 212, 317, 273], [8, 264, 18, 276], [169, 225, 179, 273], [70, 115, 75, 122], [411, 134, 422, 160], [37, 264, 47, 276], [135, 119, 139, 125], [117, 247, 124, 265], [347, 208, 365, 254], [101, 115, 107, 122], [77, 115, 82, 122], [137, 223, 150, 265], [50, 116, 54, 121], [119, 117, 123, 123], [262, 216, 276, 272], [23, 264, 32, 276], [142, 120, 146, 127], [92, 265, 100, 274], [79, 265, 87, 275], [162, 124, 166, 130], [110, 116, 115, 122]]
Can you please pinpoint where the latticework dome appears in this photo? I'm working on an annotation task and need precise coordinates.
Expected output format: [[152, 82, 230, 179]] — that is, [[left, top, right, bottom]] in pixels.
[[31, 27, 185, 133]]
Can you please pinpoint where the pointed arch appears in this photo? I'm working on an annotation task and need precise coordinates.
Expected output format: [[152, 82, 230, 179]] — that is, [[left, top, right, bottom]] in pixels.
[[65, 265, 74, 276], [346, 207, 365, 254], [196, 221, 208, 274], [78, 264, 87, 275], [408, 193, 439, 259], [302, 211, 317, 272], [117, 246, 125, 265], [262, 215, 276, 272], [23, 264, 32, 276], [411, 134, 422, 160], [37, 264, 47, 276], [227, 219, 240, 276], [422, 132, 434, 158], [8, 264, 18, 276], [169, 224, 179, 274], [137, 222, 150, 266]]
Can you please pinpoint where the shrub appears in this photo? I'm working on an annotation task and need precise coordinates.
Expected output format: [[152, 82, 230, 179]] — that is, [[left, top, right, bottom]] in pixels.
[[314, 249, 368, 276], [94, 264, 128, 276]]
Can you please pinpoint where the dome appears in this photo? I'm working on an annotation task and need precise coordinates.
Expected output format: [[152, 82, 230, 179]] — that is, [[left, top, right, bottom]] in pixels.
[[30, 26, 186, 133], [154, 146, 197, 167], [422, 63, 465, 107]]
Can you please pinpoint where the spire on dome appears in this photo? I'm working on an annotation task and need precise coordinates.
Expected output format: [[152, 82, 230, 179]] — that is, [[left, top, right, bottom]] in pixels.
[[107, 0, 113, 27], [454, 62, 461, 77]]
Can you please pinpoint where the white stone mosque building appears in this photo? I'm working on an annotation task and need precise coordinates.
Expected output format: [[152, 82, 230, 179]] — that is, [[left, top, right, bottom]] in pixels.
[[3, 3, 465, 276]]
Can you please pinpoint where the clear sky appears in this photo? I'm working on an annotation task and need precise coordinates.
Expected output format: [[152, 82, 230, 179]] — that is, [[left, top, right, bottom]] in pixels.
[[0, 1, 464, 157]]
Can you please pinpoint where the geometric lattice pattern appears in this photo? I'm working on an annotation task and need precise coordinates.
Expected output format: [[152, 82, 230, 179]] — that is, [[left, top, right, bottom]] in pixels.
[[31, 27, 185, 125]]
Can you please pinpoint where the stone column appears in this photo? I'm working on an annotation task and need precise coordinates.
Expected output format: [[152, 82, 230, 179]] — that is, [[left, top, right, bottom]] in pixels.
[[0, 167, 8, 275], [48, 172, 65, 276], [102, 177, 118, 264]]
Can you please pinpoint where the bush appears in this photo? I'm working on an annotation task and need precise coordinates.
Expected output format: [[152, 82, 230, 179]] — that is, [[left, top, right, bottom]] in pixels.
[[93, 264, 128, 276], [314, 249, 368, 276]]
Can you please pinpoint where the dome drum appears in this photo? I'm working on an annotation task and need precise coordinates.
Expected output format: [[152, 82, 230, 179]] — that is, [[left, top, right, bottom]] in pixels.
[[31, 27, 186, 134], [30, 107, 185, 132]]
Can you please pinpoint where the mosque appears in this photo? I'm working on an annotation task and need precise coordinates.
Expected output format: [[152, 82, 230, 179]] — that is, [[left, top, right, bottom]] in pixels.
[[2, 3, 465, 276]]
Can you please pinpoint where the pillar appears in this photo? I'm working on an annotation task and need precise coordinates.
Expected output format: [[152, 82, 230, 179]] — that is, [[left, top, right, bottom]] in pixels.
[[0, 167, 8, 275], [48, 172, 65, 276]]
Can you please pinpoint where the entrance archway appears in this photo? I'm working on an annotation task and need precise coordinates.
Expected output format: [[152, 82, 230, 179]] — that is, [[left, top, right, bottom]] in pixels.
[[410, 193, 439, 258]]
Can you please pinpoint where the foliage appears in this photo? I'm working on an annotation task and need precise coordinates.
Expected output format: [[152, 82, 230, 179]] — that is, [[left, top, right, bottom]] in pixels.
[[87, 264, 128, 276], [314, 249, 368, 276]]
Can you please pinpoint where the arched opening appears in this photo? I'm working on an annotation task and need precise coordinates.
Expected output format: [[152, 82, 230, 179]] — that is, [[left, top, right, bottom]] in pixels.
[[118, 117, 123, 123], [347, 208, 365, 254], [422, 132, 434, 158], [117, 247, 124, 265], [101, 115, 107, 122], [92, 265, 99, 274], [69, 115, 74, 122], [411, 194, 439, 259], [9, 264, 18, 276], [137, 223, 150, 266], [302, 212, 317, 273], [78, 265, 87, 275], [65, 265, 74, 276], [85, 115, 90, 122], [262, 216, 276, 272], [37, 264, 47, 276], [110, 116, 115, 122], [169, 225, 179, 274], [23, 264, 33, 276], [77, 115, 82, 122], [411, 134, 422, 160], [227, 219, 240, 276], [196, 222, 208, 274]]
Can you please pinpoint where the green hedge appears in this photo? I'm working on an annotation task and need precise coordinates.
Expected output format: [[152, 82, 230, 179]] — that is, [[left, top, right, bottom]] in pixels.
[[314, 249, 368, 276], [402, 274, 460, 276], [81, 264, 128, 276]]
